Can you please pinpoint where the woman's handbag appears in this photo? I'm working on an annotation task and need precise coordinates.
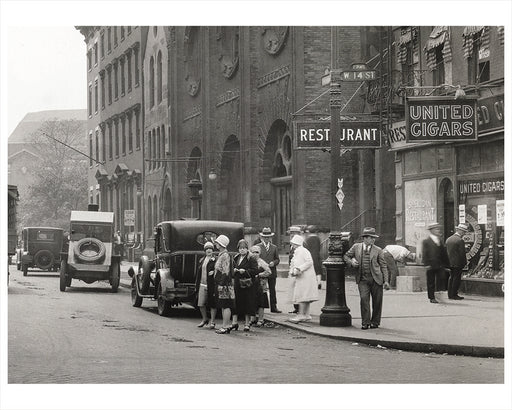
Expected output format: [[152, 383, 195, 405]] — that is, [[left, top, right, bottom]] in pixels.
[[239, 276, 253, 288]]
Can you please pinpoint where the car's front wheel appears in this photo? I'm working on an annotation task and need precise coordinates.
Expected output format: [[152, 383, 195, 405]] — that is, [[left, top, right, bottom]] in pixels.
[[59, 260, 68, 292], [131, 278, 143, 307], [157, 283, 171, 316]]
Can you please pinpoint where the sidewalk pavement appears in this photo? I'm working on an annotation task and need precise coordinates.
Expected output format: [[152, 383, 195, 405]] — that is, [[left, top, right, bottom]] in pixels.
[[119, 261, 504, 358]]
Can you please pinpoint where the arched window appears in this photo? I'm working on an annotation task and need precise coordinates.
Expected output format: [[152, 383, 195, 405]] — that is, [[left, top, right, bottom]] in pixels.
[[156, 127, 161, 168], [149, 56, 155, 107], [157, 51, 163, 103]]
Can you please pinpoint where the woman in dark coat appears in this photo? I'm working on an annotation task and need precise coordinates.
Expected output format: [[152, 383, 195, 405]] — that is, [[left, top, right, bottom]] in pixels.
[[195, 241, 217, 328], [232, 239, 259, 331]]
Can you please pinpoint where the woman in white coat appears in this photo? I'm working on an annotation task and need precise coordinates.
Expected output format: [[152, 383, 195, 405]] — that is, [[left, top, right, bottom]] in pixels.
[[288, 235, 319, 323]]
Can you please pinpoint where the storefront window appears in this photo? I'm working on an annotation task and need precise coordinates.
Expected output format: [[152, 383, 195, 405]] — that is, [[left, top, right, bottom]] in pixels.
[[458, 176, 504, 281], [457, 144, 481, 173], [481, 140, 504, 172], [420, 147, 436, 172], [404, 150, 419, 175], [437, 147, 453, 171]]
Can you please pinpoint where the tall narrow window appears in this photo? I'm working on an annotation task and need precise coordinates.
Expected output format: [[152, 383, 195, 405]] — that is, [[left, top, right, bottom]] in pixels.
[[108, 122, 113, 160], [88, 84, 92, 117], [87, 49, 92, 71], [149, 56, 155, 107], [115, 120, 119, 157], [95, 130, 99, 164], [100, 31, 105, 59], [107, 27, 112, 52], [107, 68, 112, 104], [94, 80, 98, 114], [101, 126, 106, 162], [127, 51, 132, 91], [128, 112, 133, 152], [147, 131, 152, 170], [114, 26, 118, 47], [100, 72, 105, 109], [120, 58, 125, 96], [161, 125, 166, 158], [120, 26, 125, 40], [89, 132, 93, 167], [433, 45, 445, 86], [157, 51, 163, 103], [152, 129, 156, 170], [134, 47, 140, 86], [135, 110, 140, 149], [114, 62, 118, 100], [94, 42, 98, 65], [156, 127, 161, 168], [122, 115, 126, 155]]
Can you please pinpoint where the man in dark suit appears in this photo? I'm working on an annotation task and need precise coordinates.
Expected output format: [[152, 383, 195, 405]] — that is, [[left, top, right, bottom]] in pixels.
[[445, 223, 469, 300], [343, 227, 389, 330], [257, 227, 281, 313], [421, 222, 450, 304]]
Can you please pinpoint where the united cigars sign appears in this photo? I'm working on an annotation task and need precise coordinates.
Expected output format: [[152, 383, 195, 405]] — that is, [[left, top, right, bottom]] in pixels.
[[405, 96, 478, 143], [293, 120, 381, 149]]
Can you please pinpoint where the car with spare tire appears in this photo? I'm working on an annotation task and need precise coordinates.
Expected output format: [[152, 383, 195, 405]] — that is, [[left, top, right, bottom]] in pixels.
[[60, 205, 121, 292], [18, 227, 64, 276]]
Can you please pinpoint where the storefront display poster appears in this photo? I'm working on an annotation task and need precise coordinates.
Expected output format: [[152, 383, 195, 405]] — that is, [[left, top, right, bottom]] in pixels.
[[496, 200, 504, 227], [459, 204, 465, 224], [478, 204, 487, 224]]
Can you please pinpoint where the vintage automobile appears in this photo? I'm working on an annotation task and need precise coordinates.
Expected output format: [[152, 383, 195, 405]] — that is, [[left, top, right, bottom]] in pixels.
[[128, 220, 244, 316], [18, 227, 64, 276], [60, 205, 121, 292]]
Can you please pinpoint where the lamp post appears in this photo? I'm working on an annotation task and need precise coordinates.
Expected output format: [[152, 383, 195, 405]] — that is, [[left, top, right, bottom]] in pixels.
[[187, 178, 202, 220], [320, 27, 352, 327]]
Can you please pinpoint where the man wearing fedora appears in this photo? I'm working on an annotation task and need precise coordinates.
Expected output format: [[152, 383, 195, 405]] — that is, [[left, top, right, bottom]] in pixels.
[[445, 223, 469, 300], [343, 227, 389, 330], [257, 227, 281, 313], [421, 222, 450, 304]]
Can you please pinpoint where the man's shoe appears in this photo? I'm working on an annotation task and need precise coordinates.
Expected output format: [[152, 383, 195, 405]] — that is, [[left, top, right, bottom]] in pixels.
[[430, 298, 439, 304], [270, 308, 282, 313], [452, 295, 464, 300], [288, 310, 298, 314], [361, 324, 369, 330], [370, 324, 379, 329]]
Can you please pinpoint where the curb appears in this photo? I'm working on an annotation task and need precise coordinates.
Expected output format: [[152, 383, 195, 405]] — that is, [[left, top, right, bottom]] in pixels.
[[267, 318, 504, 359], [119, 276, 503, 359]]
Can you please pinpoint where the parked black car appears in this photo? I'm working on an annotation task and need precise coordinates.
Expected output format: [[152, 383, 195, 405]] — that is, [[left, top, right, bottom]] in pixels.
[[128, 220, 244, 316], [18, 227, 64, 276]]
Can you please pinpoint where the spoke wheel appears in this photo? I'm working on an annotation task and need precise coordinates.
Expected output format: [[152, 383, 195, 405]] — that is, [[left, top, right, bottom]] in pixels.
[[157, 283, 171, 317], [131, 278, 143, 307]]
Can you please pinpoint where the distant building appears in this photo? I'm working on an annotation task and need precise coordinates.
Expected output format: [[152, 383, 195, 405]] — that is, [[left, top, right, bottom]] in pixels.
[[8, 109, 87, 200]]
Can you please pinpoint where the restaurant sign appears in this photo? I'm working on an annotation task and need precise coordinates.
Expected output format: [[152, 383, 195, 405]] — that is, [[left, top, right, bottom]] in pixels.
[[405, 96, 478, 142], [293, 120, 381, 149]]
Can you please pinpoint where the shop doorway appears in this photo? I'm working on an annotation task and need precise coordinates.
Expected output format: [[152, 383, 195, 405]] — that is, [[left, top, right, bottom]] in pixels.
[[440, 178, 454, 241]]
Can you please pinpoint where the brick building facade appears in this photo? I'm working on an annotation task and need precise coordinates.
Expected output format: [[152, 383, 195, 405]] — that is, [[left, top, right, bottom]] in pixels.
[[146, 26, 394, 250]]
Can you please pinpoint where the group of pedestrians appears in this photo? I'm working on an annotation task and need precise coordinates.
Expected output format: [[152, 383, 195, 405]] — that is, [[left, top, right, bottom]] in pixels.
[[194, 227, 283, 334], [195, 221, 468, 333]]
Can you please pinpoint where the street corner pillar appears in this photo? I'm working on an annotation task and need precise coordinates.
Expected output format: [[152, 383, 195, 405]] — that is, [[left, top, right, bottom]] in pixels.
[[320, 231, 352, 327]]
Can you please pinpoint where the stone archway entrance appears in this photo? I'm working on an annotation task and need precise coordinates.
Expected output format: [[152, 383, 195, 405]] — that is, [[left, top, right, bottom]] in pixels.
[[262, 120, 293, 250], [218, 135, 241, 222]]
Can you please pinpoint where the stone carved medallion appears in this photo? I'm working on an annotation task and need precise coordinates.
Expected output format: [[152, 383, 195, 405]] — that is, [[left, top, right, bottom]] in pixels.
[[261, 27, 289, 55], [184, 26, 201, 97], [217, 27, 239, 79]]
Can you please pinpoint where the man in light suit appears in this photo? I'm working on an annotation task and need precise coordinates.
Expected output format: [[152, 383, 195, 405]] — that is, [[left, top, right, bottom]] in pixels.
[[344, 227, 389, 330], [445, 223, 469, 300], [257, 227, 281, 313]]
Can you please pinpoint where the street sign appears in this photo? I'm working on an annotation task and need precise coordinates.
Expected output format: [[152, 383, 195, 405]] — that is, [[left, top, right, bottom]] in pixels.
[[293, 120, 381, 149], [339, 70, 377, 81], [124, 209, 135, 227]]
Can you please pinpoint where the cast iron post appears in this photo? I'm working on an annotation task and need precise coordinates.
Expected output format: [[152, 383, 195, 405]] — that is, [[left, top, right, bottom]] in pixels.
[[320, 232, 352, 326]]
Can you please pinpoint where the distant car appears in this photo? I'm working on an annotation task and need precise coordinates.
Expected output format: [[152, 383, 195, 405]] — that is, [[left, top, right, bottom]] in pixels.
[[18, 227, 64, 276], [128, 220, 244, 316], [60, 208, 121, 292]]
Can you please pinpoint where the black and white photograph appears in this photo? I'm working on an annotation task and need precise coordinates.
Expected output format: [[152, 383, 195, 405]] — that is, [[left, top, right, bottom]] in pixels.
[[1, 1, 511, 410]]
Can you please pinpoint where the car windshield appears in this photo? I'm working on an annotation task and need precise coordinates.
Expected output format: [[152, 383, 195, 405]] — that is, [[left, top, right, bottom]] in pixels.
[[70, 223, 112, 242]]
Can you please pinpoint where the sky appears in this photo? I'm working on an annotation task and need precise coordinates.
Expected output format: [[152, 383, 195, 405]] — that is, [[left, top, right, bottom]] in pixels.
[[6, 26, 86, 136]]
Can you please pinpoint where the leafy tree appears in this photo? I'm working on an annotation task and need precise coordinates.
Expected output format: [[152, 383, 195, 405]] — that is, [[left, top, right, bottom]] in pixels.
[[18, 119, 88, 230]]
